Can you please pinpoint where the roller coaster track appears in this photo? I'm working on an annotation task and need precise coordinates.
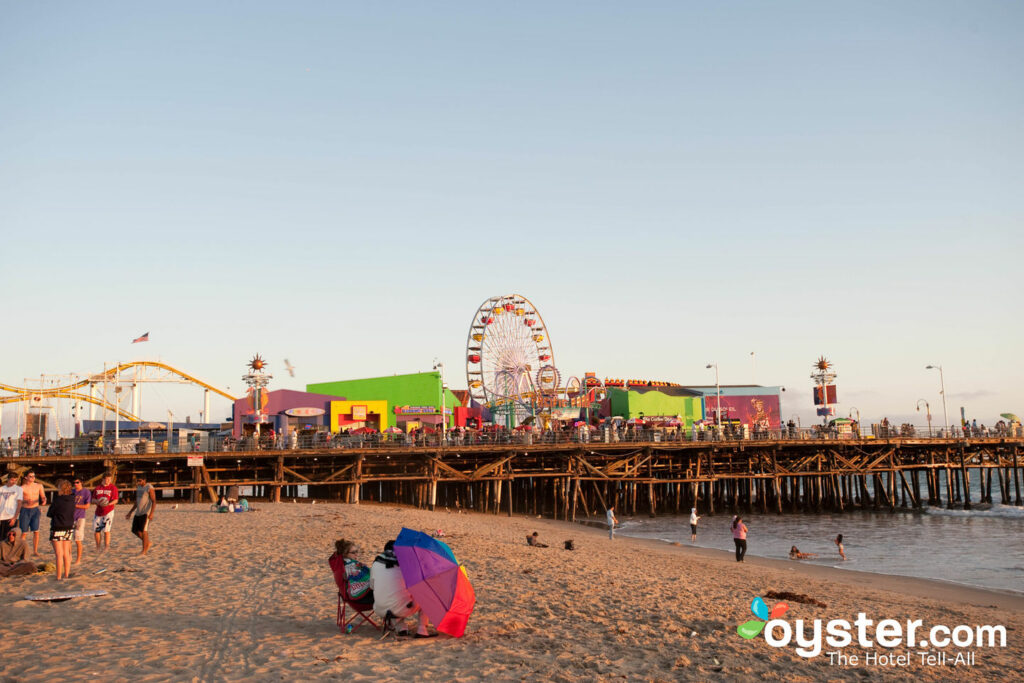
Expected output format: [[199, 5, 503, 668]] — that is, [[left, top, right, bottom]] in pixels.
[[0, 361, 237, 422]]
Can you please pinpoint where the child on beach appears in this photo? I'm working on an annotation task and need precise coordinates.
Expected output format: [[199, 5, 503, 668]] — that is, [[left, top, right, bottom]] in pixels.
[[834, 534, 846, 560], [689, 508, 701, 542], [789, 546, 816, 560], [526, 532, 548, 548]]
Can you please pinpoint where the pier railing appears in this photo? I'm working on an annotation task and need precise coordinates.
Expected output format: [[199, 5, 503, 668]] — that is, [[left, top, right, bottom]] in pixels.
[[3, 423, 1022, 458]]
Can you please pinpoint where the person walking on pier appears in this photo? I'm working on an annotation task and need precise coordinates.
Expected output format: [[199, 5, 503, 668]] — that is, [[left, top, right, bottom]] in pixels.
[[126, 474, 156, 556], [689, 508, 701, 543], [606, 506, 618, 540], [732, 516, 748, 562], [18, 471, 46, 557]]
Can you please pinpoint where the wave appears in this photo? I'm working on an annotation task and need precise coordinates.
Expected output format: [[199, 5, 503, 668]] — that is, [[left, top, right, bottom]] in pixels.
[[924, 503, 1024, 519]]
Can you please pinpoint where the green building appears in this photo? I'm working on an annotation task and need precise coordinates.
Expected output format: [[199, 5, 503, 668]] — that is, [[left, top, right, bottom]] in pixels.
[[307, 371, 461, 428], [607, 386, 703, 426]]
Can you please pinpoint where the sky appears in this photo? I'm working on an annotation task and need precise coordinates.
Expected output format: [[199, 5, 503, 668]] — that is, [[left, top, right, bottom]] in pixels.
[[1, 1, 1022, 435]]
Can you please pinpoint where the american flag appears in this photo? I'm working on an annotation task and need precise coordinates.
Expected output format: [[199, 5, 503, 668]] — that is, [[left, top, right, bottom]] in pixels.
[[132, 332, 150, 344]]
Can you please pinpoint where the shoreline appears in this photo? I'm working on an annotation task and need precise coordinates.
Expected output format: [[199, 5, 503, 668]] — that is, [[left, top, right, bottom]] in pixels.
[[526, 512, 1024, 613]]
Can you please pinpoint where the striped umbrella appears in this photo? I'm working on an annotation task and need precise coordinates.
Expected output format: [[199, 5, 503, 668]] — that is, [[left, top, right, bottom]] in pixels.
[[393, 527, 476, 637]]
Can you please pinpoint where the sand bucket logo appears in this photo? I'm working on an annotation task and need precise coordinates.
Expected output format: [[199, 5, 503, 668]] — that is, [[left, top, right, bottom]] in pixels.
[[737, 596, 788, 639]]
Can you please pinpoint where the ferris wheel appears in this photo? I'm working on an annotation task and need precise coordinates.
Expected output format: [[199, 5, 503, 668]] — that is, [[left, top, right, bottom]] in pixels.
[[465, 294, 557, 422]]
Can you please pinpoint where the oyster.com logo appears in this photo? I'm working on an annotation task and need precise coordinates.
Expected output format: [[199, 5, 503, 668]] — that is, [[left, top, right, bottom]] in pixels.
[[737, 596, 788, 639], [735, 594, 1006, 664]]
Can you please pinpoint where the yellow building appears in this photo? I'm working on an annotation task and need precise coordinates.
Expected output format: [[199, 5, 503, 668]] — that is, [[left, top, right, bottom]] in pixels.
[[330, 400, 389, 432]]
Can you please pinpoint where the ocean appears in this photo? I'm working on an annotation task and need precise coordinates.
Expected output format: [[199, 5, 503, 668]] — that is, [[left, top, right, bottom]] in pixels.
[[616, 499, 1024, 594]]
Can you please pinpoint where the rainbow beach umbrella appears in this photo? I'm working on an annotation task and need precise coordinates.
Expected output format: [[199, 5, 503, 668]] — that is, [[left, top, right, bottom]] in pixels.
[[394, 527, 476, 637]]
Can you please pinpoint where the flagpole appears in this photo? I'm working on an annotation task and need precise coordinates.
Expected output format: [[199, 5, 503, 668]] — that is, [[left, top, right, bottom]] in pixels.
[[114, 361, 120, 452]]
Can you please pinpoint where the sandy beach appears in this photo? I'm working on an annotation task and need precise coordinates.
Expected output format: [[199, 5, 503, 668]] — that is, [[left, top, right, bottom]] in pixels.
[[1, 501, 1020, 682]]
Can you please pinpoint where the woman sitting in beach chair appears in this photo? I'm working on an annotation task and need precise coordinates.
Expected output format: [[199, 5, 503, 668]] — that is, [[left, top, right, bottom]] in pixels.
[[329, 539, 377, 633]]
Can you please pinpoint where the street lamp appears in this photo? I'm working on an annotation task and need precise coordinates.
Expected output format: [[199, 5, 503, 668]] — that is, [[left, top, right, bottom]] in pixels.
[[925, 365, 949, 437], [916, 399, 932, 437], [848, 407, 860, 437], [433, 360, 447, 444], [705, 363, 721, 429]]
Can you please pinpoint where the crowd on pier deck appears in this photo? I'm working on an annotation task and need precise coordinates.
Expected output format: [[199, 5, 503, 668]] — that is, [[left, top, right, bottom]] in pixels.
[[3, 417, 1020, 459]]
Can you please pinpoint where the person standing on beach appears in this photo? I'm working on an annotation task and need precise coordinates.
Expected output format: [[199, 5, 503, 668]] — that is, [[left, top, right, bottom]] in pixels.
[[72, 478, 91, 565], [125, 474, 156, 555], [732, 516, 748, 562], [0, 472, 23, 539], [606, 506, 618, 540], [93, 472, 118, 552], [18, 471, 46, 557], [689, 507, 701, 543], [47, 479, 75, 580], [834, 534, 846, 560]]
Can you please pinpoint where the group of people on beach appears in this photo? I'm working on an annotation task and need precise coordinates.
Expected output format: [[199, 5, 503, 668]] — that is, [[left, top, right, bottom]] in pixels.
[[790, 535, 846, 561], [0, 470, 156, 581], [603, 505, 848, 564], [330, 537, 439, 639]]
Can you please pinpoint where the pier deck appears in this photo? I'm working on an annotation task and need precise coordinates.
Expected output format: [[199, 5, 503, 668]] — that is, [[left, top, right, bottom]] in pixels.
[[4, 437, 1022, 517]]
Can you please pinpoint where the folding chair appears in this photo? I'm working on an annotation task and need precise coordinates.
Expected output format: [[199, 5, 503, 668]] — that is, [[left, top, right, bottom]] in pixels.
[[329, 554, 378, 634]]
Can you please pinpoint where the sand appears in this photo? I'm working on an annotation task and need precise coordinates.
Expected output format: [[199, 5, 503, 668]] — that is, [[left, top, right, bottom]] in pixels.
[[0, 501, 1020, 682]]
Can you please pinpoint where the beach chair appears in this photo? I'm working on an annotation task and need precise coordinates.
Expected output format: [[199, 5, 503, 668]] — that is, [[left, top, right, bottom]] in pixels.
[[329, 554, 378, 634]]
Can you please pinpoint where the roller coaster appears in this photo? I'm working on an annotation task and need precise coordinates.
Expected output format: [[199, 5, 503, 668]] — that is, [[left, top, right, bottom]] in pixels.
[[0, 361, 237, 434]]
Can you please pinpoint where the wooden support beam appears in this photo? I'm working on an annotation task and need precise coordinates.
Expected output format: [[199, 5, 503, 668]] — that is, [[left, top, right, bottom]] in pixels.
[[281, 466, 313, 483]]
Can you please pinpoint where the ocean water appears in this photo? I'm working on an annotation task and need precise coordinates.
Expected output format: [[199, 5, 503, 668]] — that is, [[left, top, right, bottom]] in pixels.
[[616, 503, 1024, 593]]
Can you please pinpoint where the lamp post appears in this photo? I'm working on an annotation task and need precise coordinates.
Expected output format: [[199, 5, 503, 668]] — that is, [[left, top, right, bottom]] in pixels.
[[705, 363, 720, 429], [925, 365, 949, 437], [433, 360, 447, 445], [916, 399, 932, 437], [848, 407, 860, 438]]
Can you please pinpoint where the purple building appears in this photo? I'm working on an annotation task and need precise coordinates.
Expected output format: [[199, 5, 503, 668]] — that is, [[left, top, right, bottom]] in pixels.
[[232, 389, 344, 438]]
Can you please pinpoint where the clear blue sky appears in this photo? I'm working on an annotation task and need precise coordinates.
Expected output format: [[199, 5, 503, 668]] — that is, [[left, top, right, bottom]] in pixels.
[[1, 1, 1021, 433]]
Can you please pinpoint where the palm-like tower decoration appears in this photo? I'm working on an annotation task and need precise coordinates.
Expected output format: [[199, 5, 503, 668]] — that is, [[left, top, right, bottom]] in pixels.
[[810, 356, 837, 424], [243, 355, 273, 440]]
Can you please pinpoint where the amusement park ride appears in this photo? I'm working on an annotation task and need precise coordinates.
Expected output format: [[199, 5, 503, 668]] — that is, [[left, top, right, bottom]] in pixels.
[[465, 293, 605, 428], [0, 362, 236, 440]]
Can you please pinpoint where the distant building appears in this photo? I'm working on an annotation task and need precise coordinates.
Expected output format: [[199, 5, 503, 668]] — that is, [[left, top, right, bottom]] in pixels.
[[231, 389, 342, 438], [307, 371, 462, 430]]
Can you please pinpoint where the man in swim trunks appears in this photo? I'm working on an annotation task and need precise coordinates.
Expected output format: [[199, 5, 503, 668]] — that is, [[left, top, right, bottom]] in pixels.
[[0, 472, 23, 539], [18, 471, 46, 557], [92, 472, 119, 552], [125, 474, 156, 555]]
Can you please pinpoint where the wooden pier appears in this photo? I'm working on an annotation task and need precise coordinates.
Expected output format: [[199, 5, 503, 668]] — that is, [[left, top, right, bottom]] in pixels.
[[4, 437, 1023, 518]]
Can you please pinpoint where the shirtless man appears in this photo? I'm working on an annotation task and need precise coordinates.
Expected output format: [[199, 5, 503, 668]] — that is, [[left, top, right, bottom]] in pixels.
[[18, 471, 46, 557]]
